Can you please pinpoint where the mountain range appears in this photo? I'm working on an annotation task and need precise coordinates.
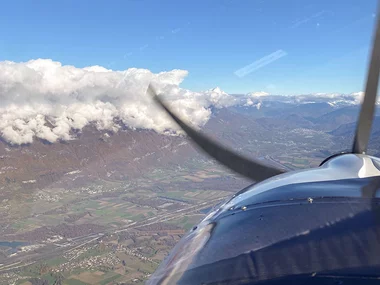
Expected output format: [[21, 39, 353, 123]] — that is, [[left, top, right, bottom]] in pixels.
[[0, 95, 378, 195]]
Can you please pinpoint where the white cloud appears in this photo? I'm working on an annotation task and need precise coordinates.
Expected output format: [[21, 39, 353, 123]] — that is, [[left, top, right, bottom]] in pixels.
[[292, 91, 371, 106], [0, 59, 373, 145], [351, 91, 365, 103], [202, 87, 238, 108], [248, 91, 270, 97], [0, 59, 237, 145], [242, 90, 375, 110], [245, 98, 254, 106]]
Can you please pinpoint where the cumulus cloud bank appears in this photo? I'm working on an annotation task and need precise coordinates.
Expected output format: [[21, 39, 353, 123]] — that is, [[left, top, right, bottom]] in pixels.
[[0, 59, 238, 145], [0, 59, 370, 145]]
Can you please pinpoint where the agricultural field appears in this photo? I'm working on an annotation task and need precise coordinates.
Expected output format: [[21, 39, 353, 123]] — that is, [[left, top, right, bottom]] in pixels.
[[0, 161, 246, 285], [0, 147, 318, 284]]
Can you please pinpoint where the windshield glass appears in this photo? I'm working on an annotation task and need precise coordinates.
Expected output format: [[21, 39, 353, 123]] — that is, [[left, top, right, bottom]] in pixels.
[[0, 0, 378, 284]]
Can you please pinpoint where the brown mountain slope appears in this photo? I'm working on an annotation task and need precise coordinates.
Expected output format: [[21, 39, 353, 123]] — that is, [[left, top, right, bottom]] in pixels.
[[0, 126, 198, 195]]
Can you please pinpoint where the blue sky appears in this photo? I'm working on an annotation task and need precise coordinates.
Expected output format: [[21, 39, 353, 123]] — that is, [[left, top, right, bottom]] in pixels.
[[0, 0, 377, 94]]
